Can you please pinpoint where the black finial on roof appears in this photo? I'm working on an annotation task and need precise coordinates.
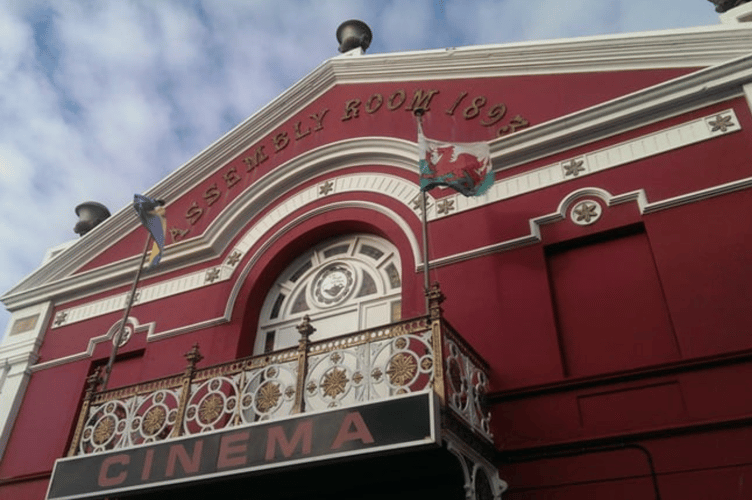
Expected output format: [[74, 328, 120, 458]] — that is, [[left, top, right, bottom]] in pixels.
[[336, 20, 372, 53], [709, 0, 750, 13]]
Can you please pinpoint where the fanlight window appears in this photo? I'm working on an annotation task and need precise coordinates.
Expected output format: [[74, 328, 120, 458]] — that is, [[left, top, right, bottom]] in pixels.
[[254, 234, 402, 354]]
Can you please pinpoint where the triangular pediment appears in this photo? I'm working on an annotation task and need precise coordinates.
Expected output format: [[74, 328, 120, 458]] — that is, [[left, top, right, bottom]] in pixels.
[[4, 24, 752, 310]]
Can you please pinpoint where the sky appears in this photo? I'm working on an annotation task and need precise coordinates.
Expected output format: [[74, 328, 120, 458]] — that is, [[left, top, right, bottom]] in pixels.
[[0, 0, 723, 339]]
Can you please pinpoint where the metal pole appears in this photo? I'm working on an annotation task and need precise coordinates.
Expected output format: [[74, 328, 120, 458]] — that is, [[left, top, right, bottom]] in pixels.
[[415, 110, 431, 316], [102, 235, 152, 390], [421, 190, 430, 315]]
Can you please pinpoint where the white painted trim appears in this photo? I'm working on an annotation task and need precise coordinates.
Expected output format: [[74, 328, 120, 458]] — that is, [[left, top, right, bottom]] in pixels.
[[35, 201, 420, 368], [720, 3, 752, 24], [31, 317, 154, 372], [444, 431, 509, 498], [0, 301, 52, 460]]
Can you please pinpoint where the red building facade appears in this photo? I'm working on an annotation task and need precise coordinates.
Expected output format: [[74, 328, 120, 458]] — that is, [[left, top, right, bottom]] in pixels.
[[2, 14, 752, 500]]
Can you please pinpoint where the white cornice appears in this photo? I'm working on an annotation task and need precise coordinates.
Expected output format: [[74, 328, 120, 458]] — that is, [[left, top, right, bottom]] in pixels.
[[4, 25, 752, 310], [330, 24, 752, 81]]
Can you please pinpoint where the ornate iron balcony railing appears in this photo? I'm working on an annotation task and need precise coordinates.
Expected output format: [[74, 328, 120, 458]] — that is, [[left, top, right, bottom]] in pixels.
[[67, 285, 492, 457]]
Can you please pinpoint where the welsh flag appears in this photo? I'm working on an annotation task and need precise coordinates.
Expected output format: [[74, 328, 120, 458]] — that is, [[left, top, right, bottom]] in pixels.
[[418, 124, 493, 197]]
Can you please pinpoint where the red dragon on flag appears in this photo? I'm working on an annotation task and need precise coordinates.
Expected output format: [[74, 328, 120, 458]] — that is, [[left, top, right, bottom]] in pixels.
[[418, 127, 493, 196]]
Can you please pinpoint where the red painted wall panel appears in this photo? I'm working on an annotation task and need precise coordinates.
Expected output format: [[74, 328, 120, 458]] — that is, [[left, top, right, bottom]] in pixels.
[[435, 249, 564, 389], [0, 480, 50, 500], [494, 360, 752, 450], [546, 228, 680, 376], [0, 364, 87, 478], [647, 189, 752, 358], [502, 427, 752, 498]]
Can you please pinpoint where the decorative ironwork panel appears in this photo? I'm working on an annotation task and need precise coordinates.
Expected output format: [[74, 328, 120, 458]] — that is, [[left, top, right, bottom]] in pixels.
[[129, 389, 183, 445], [304, 324, 434, 411], [183, 360, 298, 435], [444, 335, 493, 441], [69, 314, 495, 457], [183, 375, 240, 434], [240, 361, 298, 422], [78, 386, 183, 454]]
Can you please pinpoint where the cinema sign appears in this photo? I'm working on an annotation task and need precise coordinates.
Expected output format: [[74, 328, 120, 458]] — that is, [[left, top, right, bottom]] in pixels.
[[47, 392, 439, 499]]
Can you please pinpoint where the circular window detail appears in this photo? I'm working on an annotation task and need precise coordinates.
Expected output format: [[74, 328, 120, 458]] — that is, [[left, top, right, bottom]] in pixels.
[[312, 263, 355, 307]]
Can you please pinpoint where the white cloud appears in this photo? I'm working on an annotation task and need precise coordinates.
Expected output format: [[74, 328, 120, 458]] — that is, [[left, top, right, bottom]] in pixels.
[[0, 0, 727, 338]]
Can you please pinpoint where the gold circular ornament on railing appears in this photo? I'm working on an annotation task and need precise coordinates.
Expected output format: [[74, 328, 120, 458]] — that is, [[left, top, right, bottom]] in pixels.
[[142, 406, 166, 436], [255, 382, 282, 413], [386, 353, 417, 386], [92, 416, 116, 445], [241, 394, 253, 409], [198, 394, 223, 425], [321, 367, 348, 398], [420, 357, 433, 371]]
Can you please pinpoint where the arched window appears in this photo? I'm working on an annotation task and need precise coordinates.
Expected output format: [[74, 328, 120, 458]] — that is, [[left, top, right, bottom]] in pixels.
[[254, 234, 402, 354]]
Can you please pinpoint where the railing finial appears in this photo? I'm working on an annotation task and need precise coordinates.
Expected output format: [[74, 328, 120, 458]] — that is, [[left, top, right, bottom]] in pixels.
[[184, 343, 203, 370], [427, 282, 445, 321], [296, 315, 316, 342], [86, 366, 103, 395], [293, 315, 316, 414]]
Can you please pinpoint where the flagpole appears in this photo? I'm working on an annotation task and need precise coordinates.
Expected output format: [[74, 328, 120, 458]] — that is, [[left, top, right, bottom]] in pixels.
[[415, 109, 431, 315], [421, 188, 430, 315], [102, 235, 152, 390]]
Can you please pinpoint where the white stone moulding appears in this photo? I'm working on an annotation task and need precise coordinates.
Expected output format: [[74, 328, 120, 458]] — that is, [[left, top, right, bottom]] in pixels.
[[0, 301, 53, 460], [48, 109, 742, 331]]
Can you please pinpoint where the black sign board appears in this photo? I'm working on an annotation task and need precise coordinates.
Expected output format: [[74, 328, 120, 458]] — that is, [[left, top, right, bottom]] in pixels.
[[47, 392, 438, 499]]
